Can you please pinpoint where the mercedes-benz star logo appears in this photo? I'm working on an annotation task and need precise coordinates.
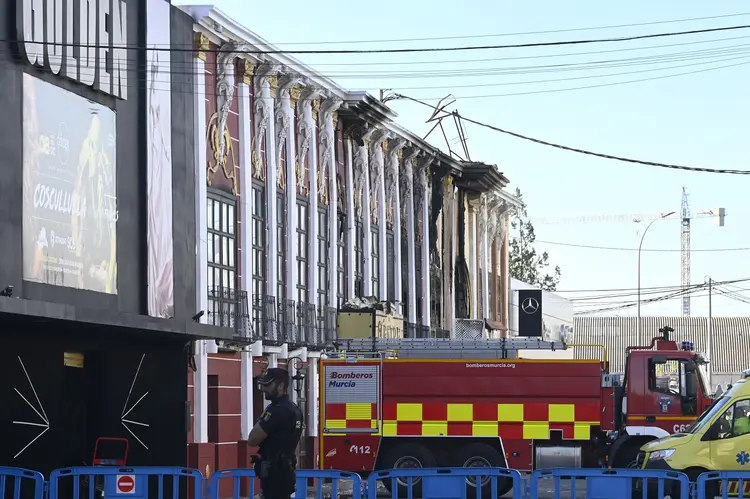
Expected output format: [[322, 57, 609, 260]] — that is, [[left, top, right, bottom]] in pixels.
[[521, 297, 540, 315]]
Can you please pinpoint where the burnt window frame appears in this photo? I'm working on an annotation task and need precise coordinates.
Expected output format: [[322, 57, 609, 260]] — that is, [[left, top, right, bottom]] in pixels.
[[317, 206, 329, 316], [371, 225, 379, 297], [354, 220, 364, 297]]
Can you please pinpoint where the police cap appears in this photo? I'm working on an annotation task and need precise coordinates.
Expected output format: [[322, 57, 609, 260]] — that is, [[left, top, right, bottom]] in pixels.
[[256, 367, 290, 386]]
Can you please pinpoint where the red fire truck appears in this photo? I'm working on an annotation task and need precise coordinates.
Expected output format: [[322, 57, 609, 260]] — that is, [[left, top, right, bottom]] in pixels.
[[317, 327, 713, 497]]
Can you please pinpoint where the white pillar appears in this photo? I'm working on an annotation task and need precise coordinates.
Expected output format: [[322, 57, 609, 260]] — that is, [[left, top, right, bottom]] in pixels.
[[306, 99, 320, 308], [285, 89, 299, 301], [255, 67, 278, 303], [369, 131, 389, 299], [192, 52, 208, 443], [388, 141, 406, 312], [345, 139, 356, 299], [469, 201, 478, 319], [362, 144, 373, 297], [240, 350, 253, 439], [480, 195, 490, 318], [322, 100, 343, 307], [307, 357, 319, 437], [402, 150, 419, 324], [238, 77, 253, 296], [418, 161, 431, 328]]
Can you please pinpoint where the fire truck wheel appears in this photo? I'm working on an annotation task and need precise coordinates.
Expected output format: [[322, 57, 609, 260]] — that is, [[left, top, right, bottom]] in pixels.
[[379, 442, 436, 496], [455, 442, 513, 498]]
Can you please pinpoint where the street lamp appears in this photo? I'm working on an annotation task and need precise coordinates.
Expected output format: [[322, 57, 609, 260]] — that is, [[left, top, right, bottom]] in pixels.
[[637, 211, 675, 343]]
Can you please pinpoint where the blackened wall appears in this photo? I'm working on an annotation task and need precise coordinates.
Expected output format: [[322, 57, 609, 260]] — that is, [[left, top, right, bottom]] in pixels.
[[0, 0, 198, 322], [170, 6, 197, 322]]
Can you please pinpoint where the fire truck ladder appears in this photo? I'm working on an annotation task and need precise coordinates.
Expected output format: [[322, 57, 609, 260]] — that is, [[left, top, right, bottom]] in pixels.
[[331, 337, 567, 359]]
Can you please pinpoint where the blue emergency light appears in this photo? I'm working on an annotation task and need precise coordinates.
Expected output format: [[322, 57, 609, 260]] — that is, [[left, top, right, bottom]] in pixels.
[[680, 341, 694, 351]]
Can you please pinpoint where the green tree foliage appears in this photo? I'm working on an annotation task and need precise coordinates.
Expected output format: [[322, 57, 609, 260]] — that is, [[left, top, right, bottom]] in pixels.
[[508, 188, 562, 291]]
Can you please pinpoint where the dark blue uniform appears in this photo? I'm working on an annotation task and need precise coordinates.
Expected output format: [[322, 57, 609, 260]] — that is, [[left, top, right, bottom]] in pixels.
[[255, 369, 304, 499]]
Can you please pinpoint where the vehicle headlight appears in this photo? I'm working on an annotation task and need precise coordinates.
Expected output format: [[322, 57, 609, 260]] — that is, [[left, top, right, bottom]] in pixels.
[[648, 449, 675, 461]]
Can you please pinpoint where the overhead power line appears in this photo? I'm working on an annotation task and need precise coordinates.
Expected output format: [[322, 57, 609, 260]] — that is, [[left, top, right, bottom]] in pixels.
[[554, 277, 750, 294], [263, 12, 750, 45], [535, 240, 750, 252], [397, 95, 750, 174], [19, 23, 750, 55]]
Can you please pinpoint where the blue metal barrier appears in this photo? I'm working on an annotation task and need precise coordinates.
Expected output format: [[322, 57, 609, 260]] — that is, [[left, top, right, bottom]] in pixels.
[[529, 468, 690, 499], [49, 467, 204, 499], [697, 470, 750, 499], [0, 467, 46, 499], [368, 467, 523, 499], [208, 468, 363, 499]]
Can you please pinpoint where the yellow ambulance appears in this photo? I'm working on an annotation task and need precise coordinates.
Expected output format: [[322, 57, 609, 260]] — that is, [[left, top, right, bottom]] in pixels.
[[640, 370, 750, 497]]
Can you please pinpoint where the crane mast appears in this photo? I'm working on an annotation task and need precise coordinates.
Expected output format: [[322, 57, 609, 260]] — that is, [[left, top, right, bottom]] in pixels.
[[681, 188, 691, 316]]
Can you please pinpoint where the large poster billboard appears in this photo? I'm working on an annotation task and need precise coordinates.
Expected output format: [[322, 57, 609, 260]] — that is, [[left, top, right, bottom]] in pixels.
[[22, 73, 118, 294]]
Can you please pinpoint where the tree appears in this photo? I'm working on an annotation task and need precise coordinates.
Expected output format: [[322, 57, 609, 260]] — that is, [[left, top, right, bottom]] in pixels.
[[508, 187, 562, 291]]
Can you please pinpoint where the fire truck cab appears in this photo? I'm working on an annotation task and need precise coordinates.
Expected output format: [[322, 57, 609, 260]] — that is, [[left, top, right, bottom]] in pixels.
[[317, 326, 712, 498]]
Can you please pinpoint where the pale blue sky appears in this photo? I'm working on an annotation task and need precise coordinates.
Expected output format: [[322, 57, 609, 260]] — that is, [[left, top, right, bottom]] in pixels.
[[191, 0, 750, 317]]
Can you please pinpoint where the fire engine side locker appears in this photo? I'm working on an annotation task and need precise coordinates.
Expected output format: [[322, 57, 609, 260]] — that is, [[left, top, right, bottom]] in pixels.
[[320, 338, 594, 472]]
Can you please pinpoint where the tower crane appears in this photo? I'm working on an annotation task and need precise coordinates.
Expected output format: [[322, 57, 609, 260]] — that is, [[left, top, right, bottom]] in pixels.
[[532, 189, 726, 316]]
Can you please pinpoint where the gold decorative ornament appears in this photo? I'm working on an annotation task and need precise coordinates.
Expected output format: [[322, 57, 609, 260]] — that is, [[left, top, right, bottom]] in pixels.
[[332, 111, 339, 129], [311, 100, 320, 121], [444, 176, 454, 188], [194, 33, 210, 61], [267, 75, 278, 95], [241, 59, 255, 85], [295, 160, 309, 196], [206, 112, 238, 195], [318, 167, 329, 205], [278, 159, 286, 190], [290, 86, 301, 108], [251, 148, 265, 181], [397, 148, 403, 161]]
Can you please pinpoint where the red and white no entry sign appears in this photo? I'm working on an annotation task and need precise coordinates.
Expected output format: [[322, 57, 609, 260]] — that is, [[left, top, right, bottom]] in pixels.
[[116, 475, 136, 494]]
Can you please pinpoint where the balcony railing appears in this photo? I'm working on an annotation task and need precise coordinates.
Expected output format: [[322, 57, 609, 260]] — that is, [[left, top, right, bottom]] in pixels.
[[209, 287, 340, 348], [208, 286, 251, 340]]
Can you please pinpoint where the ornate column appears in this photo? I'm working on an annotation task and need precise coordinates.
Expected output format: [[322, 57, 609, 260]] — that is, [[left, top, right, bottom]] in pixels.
[[369, 129, 389, 298], [254, 62, 280, 301], [416, 157, 432, 327], [321, 98, 343, 306], [401, 148, 419, 323], [354, 127, 375, 296], [345, 137, 356, 298], [468, 198, 479, 319], [298, 88, 324, 304], [442, 176, 456, 331], [192, 32, 209, 444], [387, 139, 407, 312], [277, 75, 301, 303], [479, 193, 490, 318]]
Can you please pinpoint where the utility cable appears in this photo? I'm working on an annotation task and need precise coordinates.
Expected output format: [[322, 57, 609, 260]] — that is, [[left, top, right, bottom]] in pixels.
[[16, 23, 750, 55], [554, 277, 750, 293], [534, 240, 750, 252], [263, 12, 750, 45], [398, 95, 750, 174]]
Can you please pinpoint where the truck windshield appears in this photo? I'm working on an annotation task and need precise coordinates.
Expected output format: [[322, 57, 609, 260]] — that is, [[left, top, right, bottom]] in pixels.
[[689, 396, 731, 434]]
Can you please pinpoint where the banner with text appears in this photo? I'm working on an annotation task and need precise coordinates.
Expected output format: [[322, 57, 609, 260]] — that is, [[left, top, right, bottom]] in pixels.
[[22, 74, 118, 293]]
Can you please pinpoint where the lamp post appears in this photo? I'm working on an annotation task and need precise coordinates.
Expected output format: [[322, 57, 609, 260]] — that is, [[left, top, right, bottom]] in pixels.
[[637, 212, 675, 344]]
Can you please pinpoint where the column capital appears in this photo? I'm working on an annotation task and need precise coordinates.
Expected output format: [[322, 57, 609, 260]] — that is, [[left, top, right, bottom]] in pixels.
[[194, 32, 210, 61], [278, 74, 303, 98], [321, 97, 344, 123]]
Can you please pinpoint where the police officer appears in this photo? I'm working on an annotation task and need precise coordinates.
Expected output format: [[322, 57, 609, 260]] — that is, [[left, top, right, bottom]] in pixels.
[[246, 368, 304, 499]]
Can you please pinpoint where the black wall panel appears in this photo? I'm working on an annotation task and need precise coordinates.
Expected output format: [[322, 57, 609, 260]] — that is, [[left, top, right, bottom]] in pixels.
[[170, 6, 198, 322]]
